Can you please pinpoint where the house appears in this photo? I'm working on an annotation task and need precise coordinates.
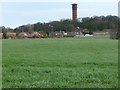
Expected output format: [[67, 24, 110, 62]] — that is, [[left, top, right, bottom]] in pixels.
[[18, 32, 28, 38], [0, 33, 3, 39], [6, 32, 16, 39]]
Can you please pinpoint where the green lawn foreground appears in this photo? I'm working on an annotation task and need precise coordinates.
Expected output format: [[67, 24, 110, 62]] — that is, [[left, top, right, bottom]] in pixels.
[[0, 39, 2, 89], [2, 38, 118, 88]]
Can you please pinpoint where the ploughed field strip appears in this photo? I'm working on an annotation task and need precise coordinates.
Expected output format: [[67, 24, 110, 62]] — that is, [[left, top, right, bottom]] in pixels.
[[2, 38, 118, 88]]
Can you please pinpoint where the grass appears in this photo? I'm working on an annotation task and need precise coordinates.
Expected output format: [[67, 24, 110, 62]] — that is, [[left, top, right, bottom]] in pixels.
[[2, 38, 118, 88], [0, 39, 2, 89]]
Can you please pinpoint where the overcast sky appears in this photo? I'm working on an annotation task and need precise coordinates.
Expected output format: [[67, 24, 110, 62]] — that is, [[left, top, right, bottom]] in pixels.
[[0, 0, 119, 28]]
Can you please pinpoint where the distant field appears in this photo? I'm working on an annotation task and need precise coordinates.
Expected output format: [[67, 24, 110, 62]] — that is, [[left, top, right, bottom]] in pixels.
[[2, 38, 118, 88]]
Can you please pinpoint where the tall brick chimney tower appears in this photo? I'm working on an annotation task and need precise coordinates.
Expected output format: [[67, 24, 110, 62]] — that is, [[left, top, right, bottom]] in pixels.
[[72, 3, 77, 21]]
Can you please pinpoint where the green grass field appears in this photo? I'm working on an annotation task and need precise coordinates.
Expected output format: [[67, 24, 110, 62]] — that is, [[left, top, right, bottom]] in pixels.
[[0, 40, 2, 89], [2, 38, 118, 88]]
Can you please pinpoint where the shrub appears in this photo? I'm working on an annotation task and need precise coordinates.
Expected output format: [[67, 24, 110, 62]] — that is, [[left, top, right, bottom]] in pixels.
[[41, 33, 48, 38]]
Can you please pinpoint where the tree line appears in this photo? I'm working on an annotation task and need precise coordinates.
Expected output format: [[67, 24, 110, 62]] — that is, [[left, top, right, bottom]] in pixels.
[[1, 15, 120, 39]]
